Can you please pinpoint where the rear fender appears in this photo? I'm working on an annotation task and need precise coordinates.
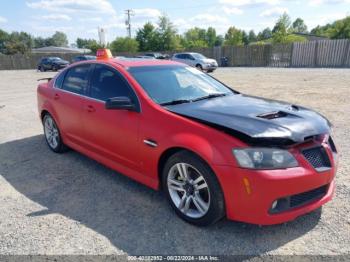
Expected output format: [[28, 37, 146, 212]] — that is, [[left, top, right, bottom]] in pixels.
[[37, 82, 62, 129]]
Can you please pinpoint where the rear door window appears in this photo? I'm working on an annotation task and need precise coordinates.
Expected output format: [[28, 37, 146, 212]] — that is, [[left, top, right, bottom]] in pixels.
[[184, 54, 193, 60], [54, 71, 66, 89], [61, 64, 91, 95]]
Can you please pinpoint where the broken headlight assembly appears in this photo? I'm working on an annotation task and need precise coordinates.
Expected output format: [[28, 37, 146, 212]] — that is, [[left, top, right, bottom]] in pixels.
[[232, 148, 298, 169]]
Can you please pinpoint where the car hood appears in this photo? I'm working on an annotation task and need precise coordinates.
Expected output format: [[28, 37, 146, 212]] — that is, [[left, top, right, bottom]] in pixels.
[[54, 60, 69, 64], [166, 94, 331, 146], [201, 58, 217, 64]]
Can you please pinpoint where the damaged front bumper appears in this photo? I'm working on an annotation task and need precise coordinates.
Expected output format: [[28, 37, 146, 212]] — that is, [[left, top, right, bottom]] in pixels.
[[212, 136, 338, 225]]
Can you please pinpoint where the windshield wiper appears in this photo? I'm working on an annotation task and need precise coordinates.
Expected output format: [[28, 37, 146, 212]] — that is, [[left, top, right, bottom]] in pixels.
[[192, 93, 227, 102], [160, 93, 227, 106], [160, 99, 191, 106]]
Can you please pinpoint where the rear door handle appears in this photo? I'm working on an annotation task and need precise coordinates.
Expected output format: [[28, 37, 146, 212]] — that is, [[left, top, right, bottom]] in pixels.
[[86, 105, 96, 113], [54, 93, 60, 100]]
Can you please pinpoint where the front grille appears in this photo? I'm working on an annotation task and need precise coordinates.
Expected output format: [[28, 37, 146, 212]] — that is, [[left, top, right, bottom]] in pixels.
[[302, 146, 331, 171], [290, 185, 328, 208]]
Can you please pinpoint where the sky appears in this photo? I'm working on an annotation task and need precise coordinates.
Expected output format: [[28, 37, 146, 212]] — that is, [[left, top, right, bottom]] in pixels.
[[0, 0, 349, 44]]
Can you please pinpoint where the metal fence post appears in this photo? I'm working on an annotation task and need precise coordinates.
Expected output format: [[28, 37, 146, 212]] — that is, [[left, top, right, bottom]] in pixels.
[[342, 39, 350, 68], [290, 42, 294, 68], [314, 41, 319, 67]]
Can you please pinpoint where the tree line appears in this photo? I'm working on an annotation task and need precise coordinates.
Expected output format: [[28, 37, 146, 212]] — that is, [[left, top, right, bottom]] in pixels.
[[1, 13, 349, 55], [106, 13, 346, 53], [0, 31, 68, 55]]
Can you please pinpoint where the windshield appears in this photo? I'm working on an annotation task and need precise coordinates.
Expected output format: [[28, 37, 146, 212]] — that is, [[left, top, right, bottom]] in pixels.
[[128, 65, 233, 105], [191, 53, 206, 60], [50, 57, 62, 61]]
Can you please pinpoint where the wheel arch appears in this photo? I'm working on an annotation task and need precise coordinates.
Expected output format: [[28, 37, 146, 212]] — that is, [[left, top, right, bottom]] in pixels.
[[40, 109, 50, 121], [39, 101, 61, 127], [157, 145, 227, 224], [157, 146, 216, 190]]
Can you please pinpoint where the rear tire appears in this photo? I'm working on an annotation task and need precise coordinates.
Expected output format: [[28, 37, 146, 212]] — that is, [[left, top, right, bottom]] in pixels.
[[162, 151, 225, 226], [52, 65, 58, 71], [43, 114, 68, 153]]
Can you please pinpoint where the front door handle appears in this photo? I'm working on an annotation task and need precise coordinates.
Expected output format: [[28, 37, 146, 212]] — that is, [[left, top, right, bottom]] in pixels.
[[86, 105, 96, 112], [54, 93, 60, 100]]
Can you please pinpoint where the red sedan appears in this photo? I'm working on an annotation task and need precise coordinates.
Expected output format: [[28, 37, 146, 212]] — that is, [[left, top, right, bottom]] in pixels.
[[37, 49, 337, 226]]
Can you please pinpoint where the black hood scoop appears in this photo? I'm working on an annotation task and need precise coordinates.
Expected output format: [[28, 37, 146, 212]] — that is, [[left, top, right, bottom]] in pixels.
[[257, 111, 289, 120], [166, 94, 331, 147]]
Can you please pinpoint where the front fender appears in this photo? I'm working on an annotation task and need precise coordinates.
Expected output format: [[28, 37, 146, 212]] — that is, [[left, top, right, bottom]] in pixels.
[[169, 132, 231, 166]]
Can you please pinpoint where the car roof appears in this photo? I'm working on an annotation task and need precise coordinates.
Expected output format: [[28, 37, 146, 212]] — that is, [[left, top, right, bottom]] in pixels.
[[67, 57, 184, 69], [110, 58, 183, 68], [174, 52, 197, 55]]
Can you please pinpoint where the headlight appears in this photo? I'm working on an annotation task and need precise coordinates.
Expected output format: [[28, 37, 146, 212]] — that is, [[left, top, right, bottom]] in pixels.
[[232, 148, 298, 169]]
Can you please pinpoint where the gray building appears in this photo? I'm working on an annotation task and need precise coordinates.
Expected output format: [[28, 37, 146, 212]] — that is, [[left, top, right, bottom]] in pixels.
[[32, 46, 91, 54]]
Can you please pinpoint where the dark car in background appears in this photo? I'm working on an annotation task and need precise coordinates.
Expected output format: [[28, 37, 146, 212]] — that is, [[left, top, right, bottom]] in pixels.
[[38, 57, 69, 72], [72, 55, 96, 63]]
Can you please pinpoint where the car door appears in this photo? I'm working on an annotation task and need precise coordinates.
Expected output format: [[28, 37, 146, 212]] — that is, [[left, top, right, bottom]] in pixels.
[[42, 58, 50, 70], [82, 64, 141, 170], [173, 54, 184, 63], [52, 64, 92, 145], [184, 54, 196, 66]]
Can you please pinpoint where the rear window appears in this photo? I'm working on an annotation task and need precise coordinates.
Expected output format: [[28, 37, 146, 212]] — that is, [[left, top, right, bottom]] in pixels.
[[61, 64, 90, 95], [54, 71, 66, 89]]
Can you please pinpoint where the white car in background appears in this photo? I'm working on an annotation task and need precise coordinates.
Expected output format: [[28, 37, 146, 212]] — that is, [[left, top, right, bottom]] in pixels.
[[171, 52, 218, 72]]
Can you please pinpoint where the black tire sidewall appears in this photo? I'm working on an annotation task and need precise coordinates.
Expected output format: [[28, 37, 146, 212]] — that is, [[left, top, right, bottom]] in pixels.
[[196, 64, 203, 71], [162, 151, 225, 226]]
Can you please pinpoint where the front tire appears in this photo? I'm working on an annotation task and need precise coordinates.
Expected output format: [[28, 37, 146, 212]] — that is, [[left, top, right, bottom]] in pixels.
[[195, 64, 203, 71], [162, 151, 225, 226], [43, 114, 67, 153]]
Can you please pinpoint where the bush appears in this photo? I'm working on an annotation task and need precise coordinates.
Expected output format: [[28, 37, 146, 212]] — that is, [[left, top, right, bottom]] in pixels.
[[110, 37, 139, 54]]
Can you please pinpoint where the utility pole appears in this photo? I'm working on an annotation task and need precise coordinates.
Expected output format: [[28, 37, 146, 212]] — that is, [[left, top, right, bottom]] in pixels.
[[125, 9, 134, 38]]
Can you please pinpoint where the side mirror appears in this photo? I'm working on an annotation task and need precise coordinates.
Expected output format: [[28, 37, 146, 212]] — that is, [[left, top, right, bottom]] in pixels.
[[105, 96, 136, 111]]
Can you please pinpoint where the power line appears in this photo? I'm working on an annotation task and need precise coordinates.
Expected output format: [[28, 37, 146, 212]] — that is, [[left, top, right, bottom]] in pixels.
[[125, 9, 134, 38]]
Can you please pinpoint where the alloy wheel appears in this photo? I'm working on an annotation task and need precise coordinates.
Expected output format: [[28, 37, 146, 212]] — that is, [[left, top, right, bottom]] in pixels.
[[167, 163, 210, 218], [44, 115, 59, 149]]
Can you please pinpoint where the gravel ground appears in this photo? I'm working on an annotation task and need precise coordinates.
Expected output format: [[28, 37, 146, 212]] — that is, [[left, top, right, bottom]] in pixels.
[[0, 68, 349, 257]]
